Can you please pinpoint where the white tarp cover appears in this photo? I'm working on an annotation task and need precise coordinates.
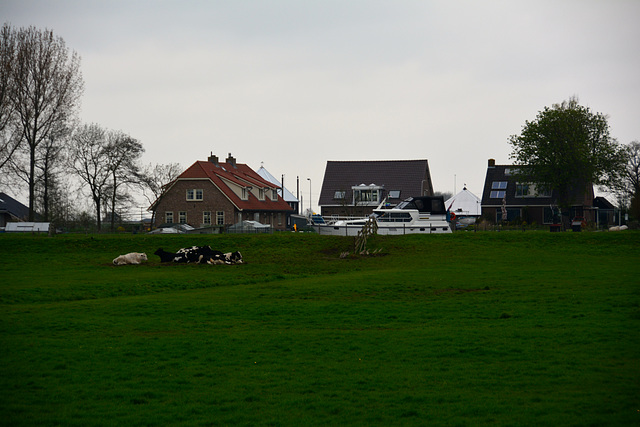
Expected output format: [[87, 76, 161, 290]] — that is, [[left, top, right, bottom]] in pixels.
[[445, 188, 481, 216], [5, 222, 50, 232], [256, 166, 298, 203]]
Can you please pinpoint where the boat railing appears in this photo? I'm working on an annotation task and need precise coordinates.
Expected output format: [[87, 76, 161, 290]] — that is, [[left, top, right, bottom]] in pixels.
[[322, 215, 371, 225]]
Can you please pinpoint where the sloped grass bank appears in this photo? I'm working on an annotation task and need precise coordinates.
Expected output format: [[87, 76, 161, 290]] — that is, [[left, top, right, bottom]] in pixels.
[[1, 232, 638, 426]]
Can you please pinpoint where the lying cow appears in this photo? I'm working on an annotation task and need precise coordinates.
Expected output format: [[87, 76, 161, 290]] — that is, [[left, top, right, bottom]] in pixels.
[[113, 252, 148, 265], [207, 251, 243, 265], [154, 246, 242, 265], [224, 251, 243, 264], [173, 245, 225, 264], [154, 248, 177, 263]]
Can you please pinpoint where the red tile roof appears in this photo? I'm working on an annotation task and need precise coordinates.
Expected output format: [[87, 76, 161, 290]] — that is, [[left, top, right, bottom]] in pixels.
[[176, 160, 293, 212]]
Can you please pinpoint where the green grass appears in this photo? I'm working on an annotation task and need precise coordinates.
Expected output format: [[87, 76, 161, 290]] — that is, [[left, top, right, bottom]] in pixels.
[[0, 231, 638, 426]]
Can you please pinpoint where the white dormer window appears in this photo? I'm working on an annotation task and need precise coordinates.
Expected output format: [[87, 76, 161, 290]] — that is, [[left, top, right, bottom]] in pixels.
[[352, 184, 383, 205], [271, 189, 279, 201], [241, 187, 248, 200], [258, 188, 265, 201]]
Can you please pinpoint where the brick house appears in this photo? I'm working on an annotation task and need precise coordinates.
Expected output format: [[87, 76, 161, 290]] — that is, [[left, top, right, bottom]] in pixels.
[[149, 153, 293, 231], [318, 159, 434, 217], [480, 159, 600, 226]]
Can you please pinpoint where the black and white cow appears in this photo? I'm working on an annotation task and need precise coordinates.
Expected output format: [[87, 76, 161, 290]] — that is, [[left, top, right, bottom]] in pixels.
[[173, 246, 225, 264], [154, 246, 242, 265], [223, 251, 243, 264]]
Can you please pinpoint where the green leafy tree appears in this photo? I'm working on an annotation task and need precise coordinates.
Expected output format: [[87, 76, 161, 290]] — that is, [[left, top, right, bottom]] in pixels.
[[509, 98, 626, 218]]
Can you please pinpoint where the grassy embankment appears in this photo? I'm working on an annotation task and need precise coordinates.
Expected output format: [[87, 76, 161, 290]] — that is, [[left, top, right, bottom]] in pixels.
[[0, 231, 638, 426]]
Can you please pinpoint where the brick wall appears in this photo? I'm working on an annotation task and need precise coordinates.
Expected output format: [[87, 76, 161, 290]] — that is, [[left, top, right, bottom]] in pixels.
[[153, 179, 290, 230], [153, 180, 237, 228]]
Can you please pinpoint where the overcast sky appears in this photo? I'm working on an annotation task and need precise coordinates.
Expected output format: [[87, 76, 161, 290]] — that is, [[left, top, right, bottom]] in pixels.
[[3, 0, 639, 211]]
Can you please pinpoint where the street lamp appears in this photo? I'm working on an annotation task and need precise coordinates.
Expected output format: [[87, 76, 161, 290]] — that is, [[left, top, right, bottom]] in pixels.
[[307, 178, 311, 214]]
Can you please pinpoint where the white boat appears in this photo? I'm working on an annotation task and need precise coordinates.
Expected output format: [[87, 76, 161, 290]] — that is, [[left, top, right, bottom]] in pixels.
[[311, 196, 452, 236]]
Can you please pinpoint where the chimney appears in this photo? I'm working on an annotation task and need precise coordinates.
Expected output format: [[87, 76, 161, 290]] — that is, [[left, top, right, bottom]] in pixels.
[[488, 158, 496, 168], [208, 152, 219, 165], [226, 153, 236, 168]]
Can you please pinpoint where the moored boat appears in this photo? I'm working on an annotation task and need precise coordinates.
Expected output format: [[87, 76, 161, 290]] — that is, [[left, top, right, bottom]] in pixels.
[[311, 196, 452, 236]]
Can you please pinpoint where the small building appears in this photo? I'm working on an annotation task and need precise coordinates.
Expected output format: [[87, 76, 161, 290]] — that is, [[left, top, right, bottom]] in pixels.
[[149, 153, 293, 231], [318, 159, 435, 217]]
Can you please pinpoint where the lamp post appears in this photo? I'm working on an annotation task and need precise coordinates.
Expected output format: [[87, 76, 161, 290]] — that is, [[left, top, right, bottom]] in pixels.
[[307, 178, 311, 214]]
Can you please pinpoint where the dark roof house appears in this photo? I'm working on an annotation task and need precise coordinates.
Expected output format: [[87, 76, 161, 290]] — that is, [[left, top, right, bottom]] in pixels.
[[149, 153, 293, 231], [318, 159, 434, 217], [0, 192, 36, 228], [480, 158, 606, 227]]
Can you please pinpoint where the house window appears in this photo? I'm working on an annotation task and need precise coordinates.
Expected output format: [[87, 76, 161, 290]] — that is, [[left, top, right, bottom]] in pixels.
[[515, 184, 530, 197], [490, 190, 506, 198], [203, 211, 211, 225], [334, 191, 346, 200], [216, 211, 224, 225], [241, 187, 248, 200], [271, 189, 278, 201], [353, 185, 382, 205], [388, 190, 401, 199], [165, 212, 173, 223], [187, 189, 203, 201], [179, 211, 187, 224], [491, 181, 507, 190], [516, 183, 552, 198], [278, 212, 282, 225], [258, 188, 265, 201]]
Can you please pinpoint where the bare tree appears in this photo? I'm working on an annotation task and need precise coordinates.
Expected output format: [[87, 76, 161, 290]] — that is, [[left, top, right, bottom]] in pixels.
[[140, 162, 182, 204], [140, 162, 182, 225], [0, 23, 20, 171], [69, 123, 111, 231], [621, 141, 640, 220], [105, 130, 144, 231], [623, 141, 640, 196], [8, 25, 83, 220]]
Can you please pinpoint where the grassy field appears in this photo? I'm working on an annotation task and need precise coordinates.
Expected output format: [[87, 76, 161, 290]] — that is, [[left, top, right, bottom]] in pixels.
[[0, 231, 638, 426]]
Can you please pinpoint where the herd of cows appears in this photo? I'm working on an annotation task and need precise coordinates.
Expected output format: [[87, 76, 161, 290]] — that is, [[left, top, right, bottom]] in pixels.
[[112, 246, 243, 266]]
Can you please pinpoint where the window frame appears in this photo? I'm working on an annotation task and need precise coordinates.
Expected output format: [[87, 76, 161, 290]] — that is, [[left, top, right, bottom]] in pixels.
[[491, 181, 508, 190], [186, 189, 203, 201]]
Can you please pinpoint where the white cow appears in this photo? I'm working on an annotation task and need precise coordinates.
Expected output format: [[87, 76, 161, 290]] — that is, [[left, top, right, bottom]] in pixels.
[[113, 252, 148, 265], [608, 225, 628, 232]]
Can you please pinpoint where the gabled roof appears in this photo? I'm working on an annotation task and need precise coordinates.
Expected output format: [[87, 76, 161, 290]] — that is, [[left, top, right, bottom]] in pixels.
[[256, 166, 299, 203], [0, 192, 32, 221], [445, 187, 482, 216], [318, 159, 433, 206], [158, 159, 293, 212]]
